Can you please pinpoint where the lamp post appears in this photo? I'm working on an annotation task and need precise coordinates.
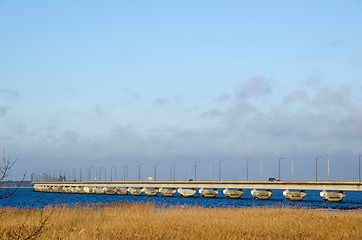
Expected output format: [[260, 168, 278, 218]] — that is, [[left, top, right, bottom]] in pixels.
[[195, 161, 200, 181], [209, 162, 212, 181], [110, 166, 116, 181], [233, 160, 236, 181], [168, 164, 172, 181], [80, 168, 83, 181], [246, 159, 252, 181], [173, 162, 178, 181], [259, 160, 263, 181], [153, 163, 159, 181], [123, 165, 128, 181], [278, 157, 284, 181], [137, 164, 143, 181], [291, 159, 293, 181], [316, 156, 323, 182], [88, 167, 95, 181], [327, 159, 330, 181], [219, 160, 224, 181], [359, 155, 361, 183], [99, 166, 106, 181]]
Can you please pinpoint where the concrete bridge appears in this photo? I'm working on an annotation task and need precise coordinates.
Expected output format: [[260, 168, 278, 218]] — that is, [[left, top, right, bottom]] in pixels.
[[32, 180, 361, 202], [32, 180, 362, 191]]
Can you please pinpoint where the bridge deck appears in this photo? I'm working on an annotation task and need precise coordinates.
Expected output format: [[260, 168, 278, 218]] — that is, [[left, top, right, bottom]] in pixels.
[[32, 180, 362, 191]]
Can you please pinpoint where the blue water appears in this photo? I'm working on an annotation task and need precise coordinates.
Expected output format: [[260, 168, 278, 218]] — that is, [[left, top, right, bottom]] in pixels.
[[1, 188, 361, 210]]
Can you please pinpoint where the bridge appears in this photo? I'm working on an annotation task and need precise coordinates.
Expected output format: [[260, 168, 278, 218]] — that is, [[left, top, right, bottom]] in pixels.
[[32, 179, 361, 202], [32, 180, 362, 191]]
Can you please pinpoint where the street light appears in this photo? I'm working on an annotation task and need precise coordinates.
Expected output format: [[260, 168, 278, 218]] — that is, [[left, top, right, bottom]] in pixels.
[[209, 162, 212, 181], [316, 156, 323, 182], [246, 159, 252, 181], [258, 160, 263, 181], [137, 164, 143, 181], [327, 158, 330, 181], [153, 163, 159, 181], [99, 166, 106, 181], [195, 161, 200, 181], [219, 160, 224, 181], [173, 162, 178, 181], [88, 167, 95, 181], [110, 166, 116, 181], [123, 165, 128, 181], [278, 157, 285, 181], [359, 155, 361, 183], [233, 160, 236, 181]]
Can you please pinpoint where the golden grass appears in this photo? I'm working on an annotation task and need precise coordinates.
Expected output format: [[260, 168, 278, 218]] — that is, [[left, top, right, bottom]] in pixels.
[[0, 202, 361, 240]]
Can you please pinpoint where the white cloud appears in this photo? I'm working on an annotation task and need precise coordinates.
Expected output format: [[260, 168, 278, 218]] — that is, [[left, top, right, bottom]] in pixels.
[[201, 108, 222, 118], [0, 106, 9, 117], [312, 86, 350, 107], [0, 88, 20, 101], [235, 76, 271, 100], [154, 97, 170, 106], [283, 91, 310, 104]]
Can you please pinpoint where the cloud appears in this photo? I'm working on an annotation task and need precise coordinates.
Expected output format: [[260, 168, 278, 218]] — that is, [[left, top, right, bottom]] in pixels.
[[154, 97, 170, 106], [215, 93, 230, 102], [93, 104, 105, 117], [224, 101, 257, 126], [201, 108, 222, 118], [153, 96, 181, 107], [123, 87, 142, 100], [283, 91, 310, 104], [312, 87, 350, 107], [0, 88, 20, 101], [349, 50, 362, 69], [304, 75, 320, 88], [0, 106, 10, 117], [330, 39, 343, 46], [235, 76, 271, 100]]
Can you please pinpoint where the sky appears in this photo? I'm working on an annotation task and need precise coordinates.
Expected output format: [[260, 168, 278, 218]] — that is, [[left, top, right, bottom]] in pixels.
[[1, 1, 362, 181]]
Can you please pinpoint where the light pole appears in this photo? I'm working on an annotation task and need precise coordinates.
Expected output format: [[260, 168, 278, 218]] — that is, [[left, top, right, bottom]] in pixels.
[[153, 163, 159, 181], [137, 164, 143, 181], [258, 160, 263, 181], [219, 160, 224, 181], [99, 166, 106, 181], [80, 168, 83, 181], [173, 162, 178, 181], [123, 165, 128, 181], [110, 166, 116, 181], [359, 155, 361, 183], [278, 157, 284, 181], [291, 159, 294, 181], [246, 159, 252, 181], [327, 159, 330, 181], [168, 164, 172, 181], [88, 167, 94, 181], [209, 162, 212, 181], [316, 156, 323, 182], [188, 164, 191, 180], [195, 161, 200, 181], [233, 160, 236, 181]]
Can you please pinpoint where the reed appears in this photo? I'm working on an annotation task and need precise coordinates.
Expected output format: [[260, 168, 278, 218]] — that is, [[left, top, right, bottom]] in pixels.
[[0, 202, 361, 239]]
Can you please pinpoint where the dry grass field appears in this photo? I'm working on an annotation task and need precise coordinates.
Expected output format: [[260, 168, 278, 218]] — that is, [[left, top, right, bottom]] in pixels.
[[0, 202, 361, 240]]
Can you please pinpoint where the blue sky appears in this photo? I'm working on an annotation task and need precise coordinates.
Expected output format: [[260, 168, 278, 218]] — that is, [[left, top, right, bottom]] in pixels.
[[1, 1, 362, 180]]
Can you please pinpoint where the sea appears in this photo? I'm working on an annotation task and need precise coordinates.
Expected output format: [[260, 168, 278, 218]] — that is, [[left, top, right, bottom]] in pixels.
[[1, 188, 361, 210]]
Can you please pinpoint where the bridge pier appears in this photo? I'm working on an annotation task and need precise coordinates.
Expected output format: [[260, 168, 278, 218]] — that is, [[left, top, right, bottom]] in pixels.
[[320, 190, 346, 202]]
